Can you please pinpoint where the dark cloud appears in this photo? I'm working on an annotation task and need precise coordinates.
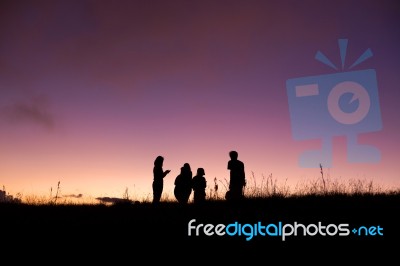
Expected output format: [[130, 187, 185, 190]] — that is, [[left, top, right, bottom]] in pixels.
[[62, 193, 83, 198], [95, 196, 132, 205], [0, 95, 55, 130]]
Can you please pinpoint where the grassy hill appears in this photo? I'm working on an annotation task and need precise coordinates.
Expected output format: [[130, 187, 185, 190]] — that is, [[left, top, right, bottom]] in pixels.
[[1, 192, 399, 261], [1, 171, 398, 262]]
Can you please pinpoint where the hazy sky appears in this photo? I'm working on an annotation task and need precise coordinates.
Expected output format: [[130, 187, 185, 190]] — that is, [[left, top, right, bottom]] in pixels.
[[1, 0, 399, 202]]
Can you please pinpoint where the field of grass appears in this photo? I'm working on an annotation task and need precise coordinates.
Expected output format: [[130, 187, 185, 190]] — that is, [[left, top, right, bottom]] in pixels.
[[1, 170, 399, 262], [4, 165, 399, 205]]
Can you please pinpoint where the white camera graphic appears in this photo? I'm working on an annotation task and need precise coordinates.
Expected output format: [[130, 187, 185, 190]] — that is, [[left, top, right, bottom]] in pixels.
[[286, 39, 382, 167]]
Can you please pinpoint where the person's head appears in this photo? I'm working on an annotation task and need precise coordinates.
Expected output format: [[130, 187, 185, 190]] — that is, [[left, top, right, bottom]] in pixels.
[[229, 150, 238, 160], [183, 163, 191, 170], [196, 168, 205, 176], [154, 156, 164, 166]]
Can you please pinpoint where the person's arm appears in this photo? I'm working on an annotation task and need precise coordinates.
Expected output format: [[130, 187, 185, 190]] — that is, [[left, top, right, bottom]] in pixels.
[[242, 162, 246, 185], [163, 169, 171, 177]]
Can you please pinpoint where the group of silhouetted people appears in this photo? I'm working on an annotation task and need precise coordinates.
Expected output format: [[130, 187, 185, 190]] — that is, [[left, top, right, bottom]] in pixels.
[[174, 164, 207, 204], [152, 150, 246, 204]]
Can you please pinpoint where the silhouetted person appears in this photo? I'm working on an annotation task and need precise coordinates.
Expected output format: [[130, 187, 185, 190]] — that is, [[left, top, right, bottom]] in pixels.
[[174, 163, 193, 204], [226, 150, 246, 201], [152, 155, 171, 204], [192, 168, 207, 204]]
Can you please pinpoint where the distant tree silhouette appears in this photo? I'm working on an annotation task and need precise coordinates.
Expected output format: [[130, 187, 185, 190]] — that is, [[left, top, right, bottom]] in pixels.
[[174, 163, 193, 204], [192, 168, 207, 204], [226, 151, 246, 201], [152, 155, 171, 204]]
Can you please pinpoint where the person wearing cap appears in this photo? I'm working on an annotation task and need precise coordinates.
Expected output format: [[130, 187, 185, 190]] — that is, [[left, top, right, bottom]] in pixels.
[[192, 168, 207, 204]]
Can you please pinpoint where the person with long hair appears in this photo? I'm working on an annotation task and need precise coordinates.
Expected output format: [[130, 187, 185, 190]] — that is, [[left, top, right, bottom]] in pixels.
[[174, 163, 193, 204], [152, 155, 171, 204]]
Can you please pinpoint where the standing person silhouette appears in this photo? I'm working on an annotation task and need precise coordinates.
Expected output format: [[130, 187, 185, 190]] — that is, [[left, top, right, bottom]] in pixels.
[[192, 168, 207, 204], [174, 163, 193, 204], [152, 155, 171, 204], [226, 150, 246, 201]]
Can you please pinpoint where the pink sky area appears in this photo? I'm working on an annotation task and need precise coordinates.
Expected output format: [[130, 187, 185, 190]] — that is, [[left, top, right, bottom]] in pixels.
[[1, 0, 399, 203]]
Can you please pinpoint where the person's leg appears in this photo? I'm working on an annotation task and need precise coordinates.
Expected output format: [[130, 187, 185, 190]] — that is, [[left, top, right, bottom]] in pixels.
[[153, 182, 163, 203], [230, 186, 239, 199]]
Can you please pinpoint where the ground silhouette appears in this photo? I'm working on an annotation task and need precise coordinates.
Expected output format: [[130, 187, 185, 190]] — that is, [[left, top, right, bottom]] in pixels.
[[1, 193, 399, 262]]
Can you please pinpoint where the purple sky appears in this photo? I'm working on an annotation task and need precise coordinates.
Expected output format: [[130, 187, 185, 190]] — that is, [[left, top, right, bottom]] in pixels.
[[1, 0, 399, 202]]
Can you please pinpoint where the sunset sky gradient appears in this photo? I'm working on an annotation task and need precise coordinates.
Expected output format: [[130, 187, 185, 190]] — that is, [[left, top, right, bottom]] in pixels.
[[1, 0, 399, 202]]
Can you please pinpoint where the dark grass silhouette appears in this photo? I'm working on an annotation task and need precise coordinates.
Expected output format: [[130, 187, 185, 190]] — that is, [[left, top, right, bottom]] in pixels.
[[1, 168, 399, 262], [1, 191, 399, 262]]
